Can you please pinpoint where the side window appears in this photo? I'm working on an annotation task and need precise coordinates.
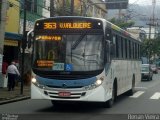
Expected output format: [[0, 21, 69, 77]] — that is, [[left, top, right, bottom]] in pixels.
[[123, 38, 126, 59], [133, 42, 135, 59], [115, 35, 119, 58], [129, 40, 131, 59], [132, 41, 134, 59], [138, 44, 141, 59], [125, 39, 128, 59], [118, 36, 122, 58], [121, 37, 124, 59], [135, 43, 137, 59], [112, 35, 116, 58]]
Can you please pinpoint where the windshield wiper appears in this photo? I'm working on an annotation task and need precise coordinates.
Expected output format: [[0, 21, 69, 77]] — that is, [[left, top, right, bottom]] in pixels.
[[71, 34, 86, 50]]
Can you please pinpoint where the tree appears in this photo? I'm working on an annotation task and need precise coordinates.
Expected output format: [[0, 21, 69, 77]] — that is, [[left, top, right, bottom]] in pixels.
[[141, 37, 160, 62], [141, 38, 151, 57], [109, 18, 135, 29]]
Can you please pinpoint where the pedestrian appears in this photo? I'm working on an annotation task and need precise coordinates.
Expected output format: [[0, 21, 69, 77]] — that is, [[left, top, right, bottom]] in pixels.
[[2, 61, 8, 87], [6, 61, 20, 91], [2, 61, 8, 74]]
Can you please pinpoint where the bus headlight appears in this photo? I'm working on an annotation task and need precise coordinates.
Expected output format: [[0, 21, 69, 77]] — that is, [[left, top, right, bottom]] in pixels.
[[31, 77, 45, 89], [31, 77, 37, 83], [95, 79, 103, 86], [84, 77, 104, 90]]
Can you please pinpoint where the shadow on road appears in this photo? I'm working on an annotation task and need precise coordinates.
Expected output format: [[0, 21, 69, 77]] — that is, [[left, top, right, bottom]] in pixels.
[[37, 102, 104, 113], [36, 94, 130, 113]]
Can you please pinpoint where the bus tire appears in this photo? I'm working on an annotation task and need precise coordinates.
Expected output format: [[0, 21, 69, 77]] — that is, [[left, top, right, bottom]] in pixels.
[[51, 100, 60, 107], [103, 81, 117, 108], [127, 75, 135, 96]]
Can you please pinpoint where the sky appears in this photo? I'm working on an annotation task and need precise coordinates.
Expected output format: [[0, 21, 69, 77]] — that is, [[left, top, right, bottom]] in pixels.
[[129, 0, 160, 5]]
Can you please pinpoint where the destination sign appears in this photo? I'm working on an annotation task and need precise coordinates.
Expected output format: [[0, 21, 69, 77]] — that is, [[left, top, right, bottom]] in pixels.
[[36, 35, 62, 41], [37, 60, 53, 67], [43, 22, 92, 29]]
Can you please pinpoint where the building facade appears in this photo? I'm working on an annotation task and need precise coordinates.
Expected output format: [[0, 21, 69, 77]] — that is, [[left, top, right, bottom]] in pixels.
[[19, 0, 47, 34], [4, 0, 21, 64], [0, 0, 49, 87], [127, 27, 158, 41], [0, 0, 108, 87], [48, 0, 107, 18], [85, 0, 107, 18], [0, 0, 8, 87]]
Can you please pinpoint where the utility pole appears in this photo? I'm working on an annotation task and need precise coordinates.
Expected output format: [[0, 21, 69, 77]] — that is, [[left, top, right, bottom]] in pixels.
[[0, 0, 7, 53], [62, 0, 66, 16], [82, 0, 87, 16], [71, 0, 74, 16], [50, 0, 55, 17], [146, 1, 160, 39], [118, 9, 122, 20], [21, 0, 27, 95], [0, 0, 7, 87], [147, 18, 153, 64], [152, 0, 156, 38], [146, 0, 159, 63]]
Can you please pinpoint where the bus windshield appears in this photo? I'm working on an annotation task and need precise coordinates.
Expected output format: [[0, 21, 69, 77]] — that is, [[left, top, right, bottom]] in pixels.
[[33, 34, 104, 72]]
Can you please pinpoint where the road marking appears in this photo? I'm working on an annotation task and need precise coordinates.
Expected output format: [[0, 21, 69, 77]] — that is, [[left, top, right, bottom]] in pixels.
[[135, 87, 147, 90], [130, 91, 145, 98], [150, 92, 160, 100]]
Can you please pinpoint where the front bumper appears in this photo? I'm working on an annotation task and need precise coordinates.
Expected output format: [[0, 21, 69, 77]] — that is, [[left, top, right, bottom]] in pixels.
[[31, 83, 110, 102], [141, 73, 150, 80]]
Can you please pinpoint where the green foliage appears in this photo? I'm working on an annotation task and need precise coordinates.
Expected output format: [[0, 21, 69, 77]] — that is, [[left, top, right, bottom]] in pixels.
[[109, 18, 135, 29], [141, 37, 160, 59], [141, 38, 150, 57]]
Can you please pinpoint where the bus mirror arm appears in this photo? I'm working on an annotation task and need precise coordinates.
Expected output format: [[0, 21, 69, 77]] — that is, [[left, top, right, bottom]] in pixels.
[[105, 40, 110, 50], [106, 40, 115, 58], [105, 40, 111, 62], [110, 43, 115, 56], [27, 29, 34, 49]]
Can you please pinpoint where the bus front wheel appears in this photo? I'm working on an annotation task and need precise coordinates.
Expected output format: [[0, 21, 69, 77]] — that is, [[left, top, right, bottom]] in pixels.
[[51, 100, 60, 107], [103, 82, 117, 108]]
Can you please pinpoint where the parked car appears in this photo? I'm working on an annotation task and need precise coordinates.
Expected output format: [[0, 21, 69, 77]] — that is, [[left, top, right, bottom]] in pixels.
[[141, 64, 153, 81], [150, 64, 158, 74]]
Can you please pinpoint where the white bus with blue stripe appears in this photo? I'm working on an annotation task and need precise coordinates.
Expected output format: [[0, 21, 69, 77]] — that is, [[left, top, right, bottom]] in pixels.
[[28, 16, 141, 108]]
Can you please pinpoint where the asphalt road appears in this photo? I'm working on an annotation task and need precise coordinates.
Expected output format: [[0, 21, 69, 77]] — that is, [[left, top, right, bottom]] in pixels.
[[0, 73, 160, 120]]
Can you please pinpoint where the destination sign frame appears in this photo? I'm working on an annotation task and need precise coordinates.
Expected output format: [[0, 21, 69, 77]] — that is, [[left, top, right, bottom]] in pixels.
[[35, 18, 103, 30]]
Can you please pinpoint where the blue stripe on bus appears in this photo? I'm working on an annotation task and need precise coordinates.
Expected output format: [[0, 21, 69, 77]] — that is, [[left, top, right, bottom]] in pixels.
[[36, 76, 97, 87]]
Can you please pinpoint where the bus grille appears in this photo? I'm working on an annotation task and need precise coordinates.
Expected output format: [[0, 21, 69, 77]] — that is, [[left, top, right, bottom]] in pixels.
[[46, 85, 83, 88], [45, 91, 86, 99]]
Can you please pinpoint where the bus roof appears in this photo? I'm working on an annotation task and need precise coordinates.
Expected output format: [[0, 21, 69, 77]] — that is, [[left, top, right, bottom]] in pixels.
[[35, 16, 141, 43]]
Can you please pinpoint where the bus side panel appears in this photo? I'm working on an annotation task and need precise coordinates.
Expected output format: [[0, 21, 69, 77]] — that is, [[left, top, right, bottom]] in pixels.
[[110, 59, 141, 96]]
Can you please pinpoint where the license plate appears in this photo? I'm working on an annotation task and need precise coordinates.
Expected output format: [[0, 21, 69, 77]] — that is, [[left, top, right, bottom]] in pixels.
[[58, 92, 71, 97]]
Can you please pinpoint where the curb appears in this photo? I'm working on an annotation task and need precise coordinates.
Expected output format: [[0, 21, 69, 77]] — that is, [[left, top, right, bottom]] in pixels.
[[0, 96, 30, 105]]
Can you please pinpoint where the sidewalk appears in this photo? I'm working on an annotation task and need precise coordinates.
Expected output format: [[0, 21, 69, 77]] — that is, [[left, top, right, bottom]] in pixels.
[[0, 83, 30, 105]]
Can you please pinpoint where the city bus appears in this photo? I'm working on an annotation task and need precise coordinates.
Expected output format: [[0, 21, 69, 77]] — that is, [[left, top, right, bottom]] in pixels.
[[27, 16, 141, 108]]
